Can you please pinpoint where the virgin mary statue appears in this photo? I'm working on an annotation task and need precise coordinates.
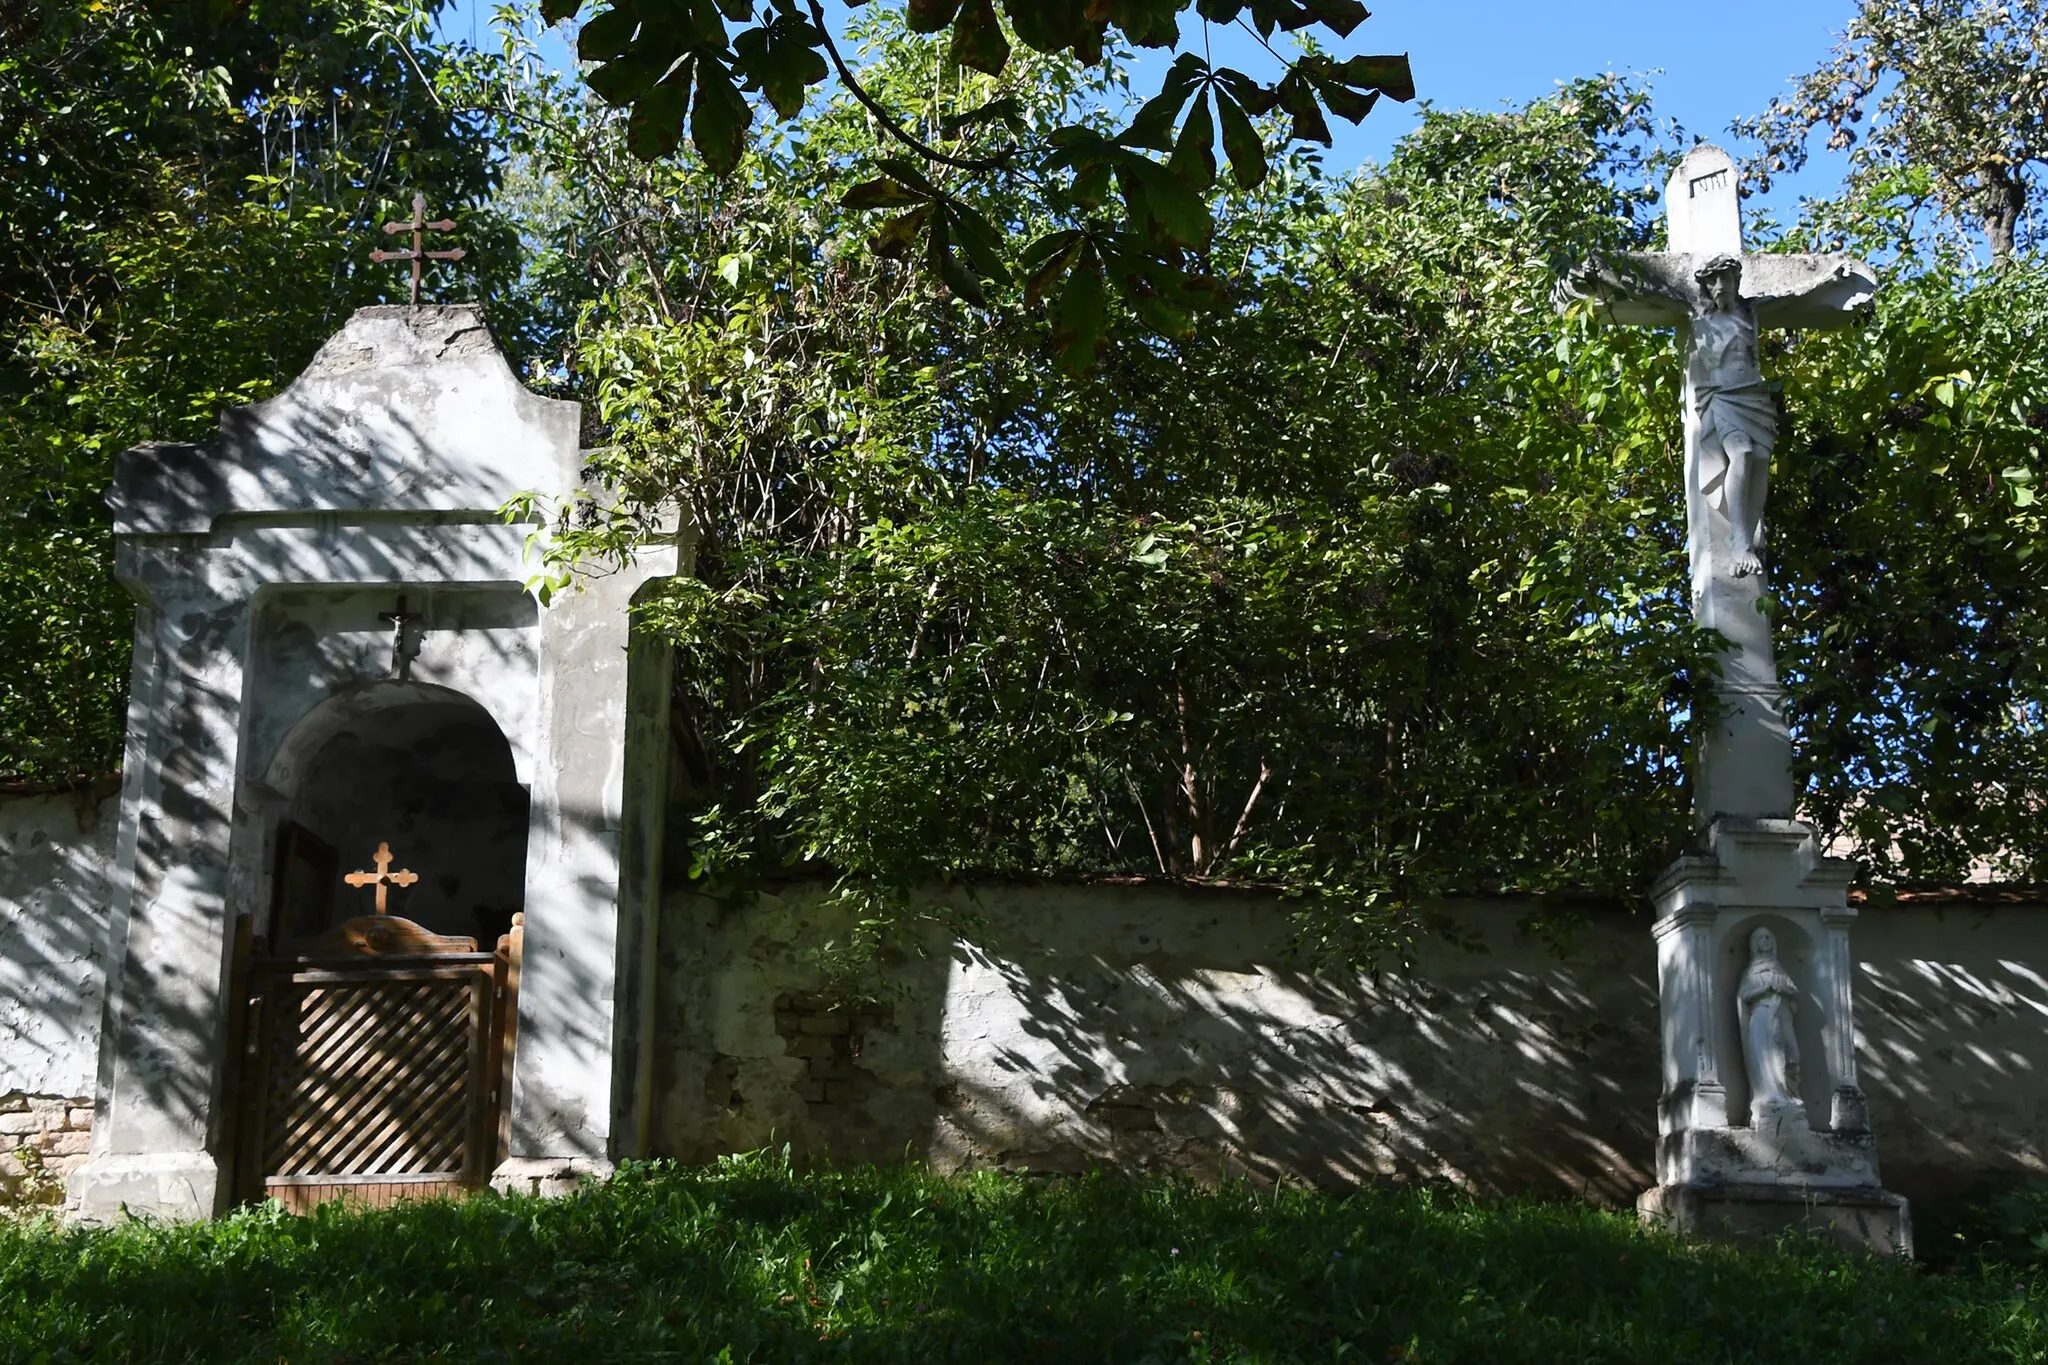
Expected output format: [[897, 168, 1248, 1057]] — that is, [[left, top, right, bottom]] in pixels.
[[1738, 926, 1805, 1126]]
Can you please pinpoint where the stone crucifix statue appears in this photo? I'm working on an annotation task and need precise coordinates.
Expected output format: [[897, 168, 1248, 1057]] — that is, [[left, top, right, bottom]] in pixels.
[[1558, 146, 1878, 825]]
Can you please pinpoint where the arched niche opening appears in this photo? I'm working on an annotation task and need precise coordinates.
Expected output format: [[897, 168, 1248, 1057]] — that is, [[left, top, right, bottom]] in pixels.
[[261, 682, 529, 946]]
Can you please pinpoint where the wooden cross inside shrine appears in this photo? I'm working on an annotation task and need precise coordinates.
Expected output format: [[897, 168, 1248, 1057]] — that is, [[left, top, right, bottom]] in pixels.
[[370, 193, 466, 306], [343, 841, 419, 914]]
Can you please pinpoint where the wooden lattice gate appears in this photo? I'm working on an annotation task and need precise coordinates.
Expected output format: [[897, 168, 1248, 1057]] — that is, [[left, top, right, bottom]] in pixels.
[[232, 913, 522, 1212]]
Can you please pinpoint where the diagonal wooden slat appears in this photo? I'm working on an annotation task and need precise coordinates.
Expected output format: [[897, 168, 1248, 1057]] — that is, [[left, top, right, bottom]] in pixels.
[[255, 965, 491, 1181], [294, 982, 373, 1057], [284, 989, 463, 1144], [269, 983, 462, 1173], [282, 993, 470, 1174], [361, 1073, 472, 1175], [277, 1033, 464, 1173], [317, 1024, 471, 1174]]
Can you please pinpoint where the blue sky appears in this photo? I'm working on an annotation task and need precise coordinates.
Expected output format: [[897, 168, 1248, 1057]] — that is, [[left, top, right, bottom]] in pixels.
[[439, 0, 1863, 219]]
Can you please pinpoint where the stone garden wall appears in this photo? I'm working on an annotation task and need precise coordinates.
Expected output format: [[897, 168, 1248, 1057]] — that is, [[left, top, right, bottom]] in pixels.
[[1851, 893, 2048, 1200], [650, 882, 2048, 1207], [5, 778, 2045, 1214], [0, 787, 118, 1203]]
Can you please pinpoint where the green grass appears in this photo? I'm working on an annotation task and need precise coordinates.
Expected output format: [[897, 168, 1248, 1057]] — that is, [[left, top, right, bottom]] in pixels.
[[1, 1155, 2042, 1363]]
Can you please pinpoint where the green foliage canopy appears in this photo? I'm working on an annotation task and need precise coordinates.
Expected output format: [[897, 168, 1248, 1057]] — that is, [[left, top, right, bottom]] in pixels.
[[1772, 190, 2048, 882], [1735, 0, 2048, 263], [6, 3, 2047, 963], [512, 16, 2048, 952], [506, 34, 1711, 956]]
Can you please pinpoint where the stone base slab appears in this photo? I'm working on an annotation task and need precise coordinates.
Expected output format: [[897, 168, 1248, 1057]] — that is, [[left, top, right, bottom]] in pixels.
[[67, 1152, 222, 1224], [1639, 1181, 1912, 1257], [490, 1157, 614, 1199], [1658, 1120, 1880, 1189]]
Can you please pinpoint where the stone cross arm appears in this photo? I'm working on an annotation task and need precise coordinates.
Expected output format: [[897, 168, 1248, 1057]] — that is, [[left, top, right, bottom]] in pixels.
[[1555, 144, 1876, 333], [1558, 251, 1878, 330]]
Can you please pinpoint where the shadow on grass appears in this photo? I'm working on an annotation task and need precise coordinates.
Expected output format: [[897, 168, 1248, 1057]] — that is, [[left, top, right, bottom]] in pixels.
[[2, 1157, 2043, 1363]]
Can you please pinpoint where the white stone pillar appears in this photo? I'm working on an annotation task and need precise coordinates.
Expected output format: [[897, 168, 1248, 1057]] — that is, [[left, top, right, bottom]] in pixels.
[[1818, 904, 1868, 1133], [1650, 891, 1727, 1148], [493, 549, 675, 1196], [1686, 539, 1798, 826], [71, 552, 252, 1223]]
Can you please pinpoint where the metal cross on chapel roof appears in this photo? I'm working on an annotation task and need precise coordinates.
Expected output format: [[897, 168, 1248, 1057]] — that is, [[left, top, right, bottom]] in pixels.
[[370, 193, 466, 306]]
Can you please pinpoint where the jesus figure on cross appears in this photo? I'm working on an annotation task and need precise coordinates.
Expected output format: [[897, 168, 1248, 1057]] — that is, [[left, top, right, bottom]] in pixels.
[[1688, 253, 1775, 577], [1559, 145, 1878, 823]]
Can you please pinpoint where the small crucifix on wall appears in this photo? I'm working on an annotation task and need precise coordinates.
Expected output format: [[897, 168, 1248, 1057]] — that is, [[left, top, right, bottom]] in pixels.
[[342, 841, 419, 915], [379, 594, 421, 682]]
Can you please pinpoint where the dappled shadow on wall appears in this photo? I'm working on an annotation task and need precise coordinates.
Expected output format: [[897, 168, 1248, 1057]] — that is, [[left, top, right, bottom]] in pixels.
[[503, 796, 634, 1159], [0, 790, 119, 1103], [1852, 906, 2048, 1201], [916, 892, 1662, 1205]]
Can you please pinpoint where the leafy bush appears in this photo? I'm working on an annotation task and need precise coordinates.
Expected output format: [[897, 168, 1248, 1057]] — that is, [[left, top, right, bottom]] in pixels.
[[1924, 1179, 2048, 1270]]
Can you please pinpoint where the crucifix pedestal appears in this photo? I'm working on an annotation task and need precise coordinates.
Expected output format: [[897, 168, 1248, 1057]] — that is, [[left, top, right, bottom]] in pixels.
[[1564, 146, 1910, 1255], [1639, 819, 1909, 1253]]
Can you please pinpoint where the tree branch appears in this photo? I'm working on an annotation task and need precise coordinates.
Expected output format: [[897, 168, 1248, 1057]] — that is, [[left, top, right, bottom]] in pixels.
[[1125, 771, 1170, 875], [805, 0, 1015, 175], [1223, 756, 1273, 863]]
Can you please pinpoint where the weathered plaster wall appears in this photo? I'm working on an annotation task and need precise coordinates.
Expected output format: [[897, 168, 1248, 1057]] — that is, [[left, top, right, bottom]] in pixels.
[[0, 790, 117, 1100], [0, 789, 116, 1203], [650, 883, 2048, 1206], [652, 884, 1663, 1203], [1853, 900, 2048, 1200]]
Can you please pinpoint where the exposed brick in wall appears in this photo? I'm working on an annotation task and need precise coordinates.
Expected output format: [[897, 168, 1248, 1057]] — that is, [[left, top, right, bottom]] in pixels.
[[0, 1092, 91, 1208], [773, 993, 891, 1121]]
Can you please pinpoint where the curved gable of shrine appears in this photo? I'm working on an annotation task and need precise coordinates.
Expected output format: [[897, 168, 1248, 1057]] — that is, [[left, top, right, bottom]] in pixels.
[[109, 305, 580, 535]]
